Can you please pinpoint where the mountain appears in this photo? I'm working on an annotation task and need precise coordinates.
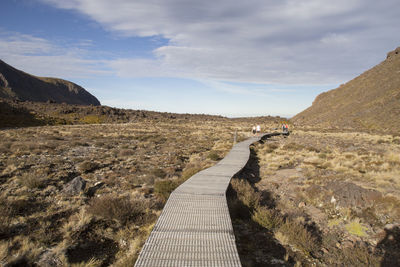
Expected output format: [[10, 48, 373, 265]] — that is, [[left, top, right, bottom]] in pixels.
[[0, 60, 100, 106], [292, 47, 400, 133]]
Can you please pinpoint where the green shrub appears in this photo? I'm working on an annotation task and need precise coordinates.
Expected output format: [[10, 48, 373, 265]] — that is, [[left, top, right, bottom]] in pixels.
[[207, 151, 220, 161], [345, 220, 368, 237], [80, 115, 104, 124], [154, 179, 180, 201]]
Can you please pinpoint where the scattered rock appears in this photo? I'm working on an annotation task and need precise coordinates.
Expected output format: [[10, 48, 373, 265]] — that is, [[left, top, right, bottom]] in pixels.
[[63, 176, 86, 195], [298, 201, 306, 208], [325, 182, 381, 208]]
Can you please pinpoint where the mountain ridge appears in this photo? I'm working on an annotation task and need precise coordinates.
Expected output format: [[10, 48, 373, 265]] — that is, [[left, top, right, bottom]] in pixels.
[[292, 47, 400, 134], [0, 59, 100, 106]]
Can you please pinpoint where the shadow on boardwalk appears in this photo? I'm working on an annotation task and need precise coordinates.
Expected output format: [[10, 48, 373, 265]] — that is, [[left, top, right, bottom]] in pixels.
[[227, 143, 295, 267]]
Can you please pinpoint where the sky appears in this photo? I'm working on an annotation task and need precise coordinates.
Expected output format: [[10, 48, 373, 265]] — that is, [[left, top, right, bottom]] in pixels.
[[0, 0, 399, 117]]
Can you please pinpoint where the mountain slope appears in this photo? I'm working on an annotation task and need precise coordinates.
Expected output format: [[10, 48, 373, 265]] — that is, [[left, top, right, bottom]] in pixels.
[[0, 60, 100, 106], [292, 47, 400, 133]]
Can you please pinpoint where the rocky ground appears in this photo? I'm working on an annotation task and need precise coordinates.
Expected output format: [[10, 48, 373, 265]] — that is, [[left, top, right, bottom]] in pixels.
[[229, 129, 400, 266]]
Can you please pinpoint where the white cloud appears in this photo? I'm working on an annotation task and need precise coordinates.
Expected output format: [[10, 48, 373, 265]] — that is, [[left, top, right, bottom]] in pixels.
[[0, 31, 110, 78], [28, 0, 400, 84]]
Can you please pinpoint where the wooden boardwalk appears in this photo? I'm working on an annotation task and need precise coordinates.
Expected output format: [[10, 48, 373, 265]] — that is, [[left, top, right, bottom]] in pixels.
[[135, 134, 270, 267]]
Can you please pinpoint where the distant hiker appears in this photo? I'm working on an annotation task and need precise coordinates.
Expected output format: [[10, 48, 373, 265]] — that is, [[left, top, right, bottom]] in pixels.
[[282, 123, 289, 133], [256, 125, 261, 135], [252, 126, 256, 135]]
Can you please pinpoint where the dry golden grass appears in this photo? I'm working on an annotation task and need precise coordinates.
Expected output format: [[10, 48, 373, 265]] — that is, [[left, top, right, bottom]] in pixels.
[[248, 129, 400, 265], [0, 117, 278, 265]]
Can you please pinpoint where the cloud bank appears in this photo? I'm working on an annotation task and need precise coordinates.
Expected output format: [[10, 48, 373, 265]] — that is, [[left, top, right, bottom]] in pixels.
[[39, 0, 400, 84]]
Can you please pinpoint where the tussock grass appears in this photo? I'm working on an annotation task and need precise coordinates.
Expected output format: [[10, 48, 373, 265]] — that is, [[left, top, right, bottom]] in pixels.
[[17, 173, 45, 189]]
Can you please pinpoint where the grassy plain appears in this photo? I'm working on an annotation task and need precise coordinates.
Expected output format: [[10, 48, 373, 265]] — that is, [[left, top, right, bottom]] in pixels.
[[0, 117, 278, 266], [1, 116, 399, 266]]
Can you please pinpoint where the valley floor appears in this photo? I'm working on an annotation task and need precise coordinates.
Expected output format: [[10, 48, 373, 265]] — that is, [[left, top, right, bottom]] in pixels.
[[1, 121, 399, 266]]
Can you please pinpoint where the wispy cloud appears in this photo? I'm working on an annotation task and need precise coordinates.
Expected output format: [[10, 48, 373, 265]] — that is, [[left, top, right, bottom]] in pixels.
[[0, 31, 111, 78], [40, 0, 400, 85]]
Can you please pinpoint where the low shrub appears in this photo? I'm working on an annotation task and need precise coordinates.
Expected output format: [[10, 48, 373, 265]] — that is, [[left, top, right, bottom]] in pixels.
[[278, 220, 319, 255], [119, 149, 135, 157], [154, 179, 180, 201], [207, 151, 220, 161], [231, 179, 261, 210], [88, 194, 146, 225], [151, 168, 166, 178], [78, 161, 99, 173], [80, 115, 104, 124], [252, 207, 283, 230], [345, 220, 368, 237], [17, 173, 45, 189], [282, 142, 305, 151]]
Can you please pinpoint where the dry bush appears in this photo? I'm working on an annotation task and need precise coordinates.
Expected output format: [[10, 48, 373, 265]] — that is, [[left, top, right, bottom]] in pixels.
[[88, 194, 146, 225], [119, 149, 135, 157], [231, 179, 261, 210], [71, 258, 102, 267], [0, 197, 11, 236], [252, 207, 283, 230], [265, 143, 279, 153], [150, 168, 166, 178], [78, 161, 99, 173], [282, 142, 305, 151], [17, 173, 45, 189], [278, 220, 319, 255], [340, 245, 381, 266]]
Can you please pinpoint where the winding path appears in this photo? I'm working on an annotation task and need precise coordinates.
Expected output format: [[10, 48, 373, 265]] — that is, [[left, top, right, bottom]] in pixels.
[[135, 134, 271, 267]]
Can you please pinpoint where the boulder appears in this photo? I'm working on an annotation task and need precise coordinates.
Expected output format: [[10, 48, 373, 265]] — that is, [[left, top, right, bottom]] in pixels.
[[63, 176, 86, 195]]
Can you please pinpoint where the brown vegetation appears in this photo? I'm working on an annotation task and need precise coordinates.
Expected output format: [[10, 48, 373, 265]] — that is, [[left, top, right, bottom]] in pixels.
[[0, 116, 280, 266], [292, 46, 400, 134], [229, 129, 400, 266]]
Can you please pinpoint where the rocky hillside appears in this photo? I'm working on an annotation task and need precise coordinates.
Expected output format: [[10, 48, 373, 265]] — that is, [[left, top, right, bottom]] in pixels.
[[0, 60, 100, 106], [292, 47, 400, 134]]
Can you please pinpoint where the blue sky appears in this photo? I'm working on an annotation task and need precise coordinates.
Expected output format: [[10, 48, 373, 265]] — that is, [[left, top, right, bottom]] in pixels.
[[1, 0, 399, 117]]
